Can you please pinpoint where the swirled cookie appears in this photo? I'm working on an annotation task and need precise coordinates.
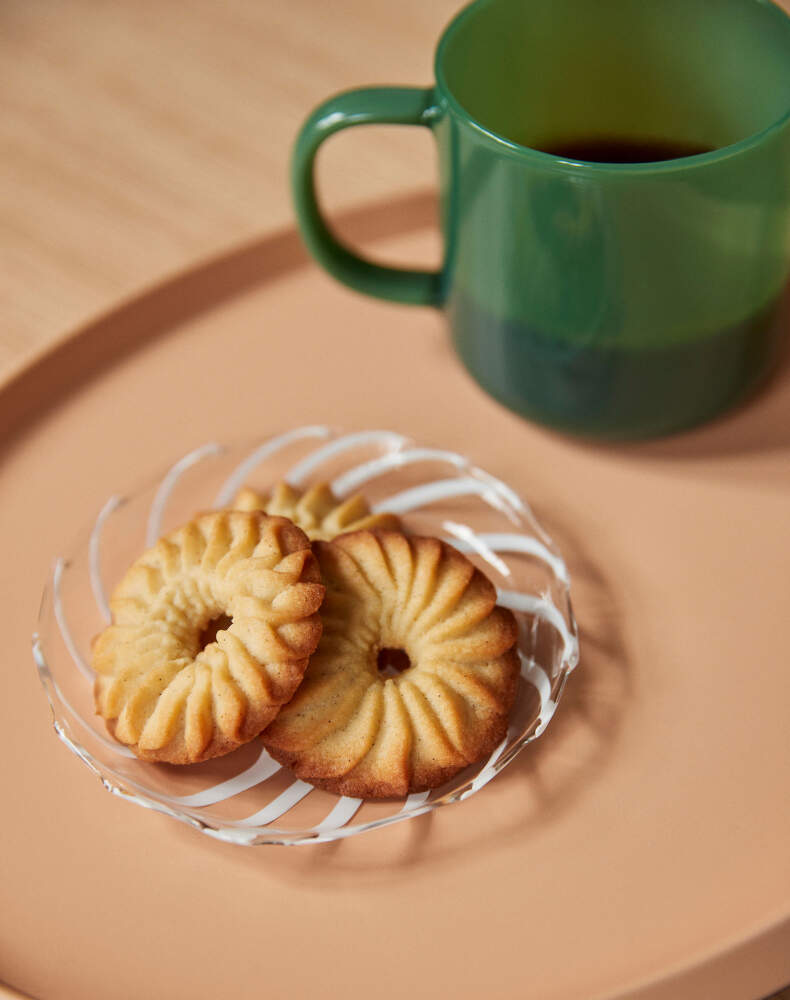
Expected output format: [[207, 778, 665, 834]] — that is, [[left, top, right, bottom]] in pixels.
[[234, 481, 401, 541], [93, 511, 324, 764], [262, 530, 520, 797]]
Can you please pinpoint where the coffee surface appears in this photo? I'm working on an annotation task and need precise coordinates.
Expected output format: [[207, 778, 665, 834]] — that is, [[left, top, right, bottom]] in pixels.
[[533, 135, 714, 163]]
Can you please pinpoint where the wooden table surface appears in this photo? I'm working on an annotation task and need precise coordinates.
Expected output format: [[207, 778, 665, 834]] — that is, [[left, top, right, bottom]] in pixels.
[[0, 0, 455, 385], [1, 2, 788, 998]]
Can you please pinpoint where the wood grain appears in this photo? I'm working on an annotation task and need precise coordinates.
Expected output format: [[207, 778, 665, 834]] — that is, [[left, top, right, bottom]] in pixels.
[[0, 0, 454, 383]]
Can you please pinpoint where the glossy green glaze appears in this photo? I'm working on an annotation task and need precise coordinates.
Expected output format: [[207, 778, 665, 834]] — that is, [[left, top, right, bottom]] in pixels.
[[292, 0, 790, 439], [290, 86, 442, 306]]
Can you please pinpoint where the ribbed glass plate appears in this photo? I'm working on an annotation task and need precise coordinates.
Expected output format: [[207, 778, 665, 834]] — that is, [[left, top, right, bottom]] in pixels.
[[32, 426, 579, 845]]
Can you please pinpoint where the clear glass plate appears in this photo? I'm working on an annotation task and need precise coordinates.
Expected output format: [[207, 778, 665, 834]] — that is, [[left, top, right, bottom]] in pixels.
[[32, 426, 579, 845]]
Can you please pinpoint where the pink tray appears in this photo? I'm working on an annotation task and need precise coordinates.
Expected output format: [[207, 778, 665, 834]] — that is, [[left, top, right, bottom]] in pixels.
[[1, 192, 788, 1000]]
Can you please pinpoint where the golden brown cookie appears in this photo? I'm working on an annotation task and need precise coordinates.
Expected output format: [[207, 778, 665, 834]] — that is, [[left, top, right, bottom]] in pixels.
[[261, 530, 520, 798], [93, 510, 324, 764], [234, 481, 401, 541]]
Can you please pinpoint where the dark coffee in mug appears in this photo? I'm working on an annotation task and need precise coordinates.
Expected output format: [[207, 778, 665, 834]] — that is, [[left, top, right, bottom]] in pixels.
[[532, 135, 714, 163]]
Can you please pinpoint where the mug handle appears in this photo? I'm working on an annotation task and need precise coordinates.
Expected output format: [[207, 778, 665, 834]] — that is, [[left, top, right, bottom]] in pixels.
[[291, 86, 443, 307]]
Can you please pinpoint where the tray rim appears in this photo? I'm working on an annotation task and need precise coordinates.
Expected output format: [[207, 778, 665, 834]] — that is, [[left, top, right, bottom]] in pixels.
[[0, 189, 437, 450]]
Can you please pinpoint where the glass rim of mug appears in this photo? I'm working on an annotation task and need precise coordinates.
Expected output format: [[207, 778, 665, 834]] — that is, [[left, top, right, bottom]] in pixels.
[[434, 0, 790, 173]]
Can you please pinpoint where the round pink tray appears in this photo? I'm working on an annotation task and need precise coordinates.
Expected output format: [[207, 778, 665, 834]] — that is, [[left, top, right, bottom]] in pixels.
[[1, 193, 788, 1000]]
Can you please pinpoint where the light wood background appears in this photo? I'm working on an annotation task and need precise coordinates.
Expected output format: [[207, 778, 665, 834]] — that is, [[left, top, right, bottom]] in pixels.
[[1, 1, 788, 997], [0, 0, 455, 384]]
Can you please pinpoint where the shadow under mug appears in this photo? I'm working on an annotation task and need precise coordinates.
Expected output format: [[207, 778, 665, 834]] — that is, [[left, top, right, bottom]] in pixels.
[[292, 0, 790, 440]]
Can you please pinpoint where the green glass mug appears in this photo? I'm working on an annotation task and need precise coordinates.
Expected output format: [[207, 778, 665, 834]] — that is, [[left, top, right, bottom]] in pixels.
[[292, 0, 790, 439]]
